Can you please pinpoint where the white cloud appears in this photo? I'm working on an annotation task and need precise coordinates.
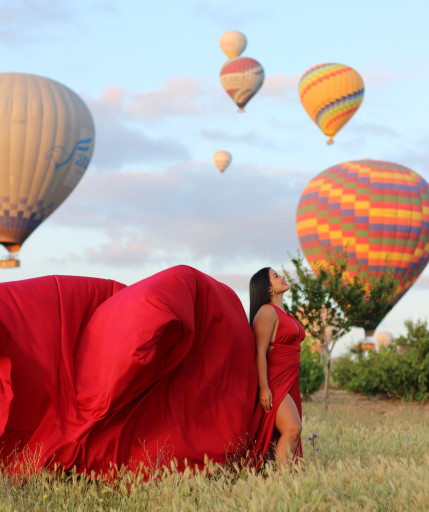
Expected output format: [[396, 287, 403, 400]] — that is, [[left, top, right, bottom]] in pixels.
[[415, 274, 429, 288], [127, 76, 223, 121], [0, 1, 93, 42], [347, 122, 400, 138], [362, 62, 406, 86], [200, 129, 278, 148], [52, 161, 305, 270], [86, 85, 190, 169], [259, 73, 300, 101]]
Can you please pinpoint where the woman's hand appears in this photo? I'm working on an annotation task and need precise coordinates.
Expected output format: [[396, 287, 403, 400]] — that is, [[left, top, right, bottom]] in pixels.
[[259, 386, 273, 413]]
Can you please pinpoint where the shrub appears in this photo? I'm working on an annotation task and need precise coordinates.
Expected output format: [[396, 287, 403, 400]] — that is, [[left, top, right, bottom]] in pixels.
[[299, 338, 325, 400], [332, 319, 429, 402]]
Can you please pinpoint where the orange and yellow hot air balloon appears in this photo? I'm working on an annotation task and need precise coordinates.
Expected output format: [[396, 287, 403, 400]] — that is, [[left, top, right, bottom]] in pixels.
[[296, 159, 429, 331], [213, 151, 232, 174], [299, 63, 364, 145], [220, 57, 264, 113], [0, 73, 95, 267], [219, 31, 247, 59]]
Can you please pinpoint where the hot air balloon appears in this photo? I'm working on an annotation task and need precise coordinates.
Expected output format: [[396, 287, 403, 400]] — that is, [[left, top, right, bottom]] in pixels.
[[0, 73, 95, 267], [299, 63, 364, 145], [220, 57, 264, 113], [375, 331, 393, 348], [213, 151, 232, 174], [219, 31, 247, 59], [296, 159, 429, 331]]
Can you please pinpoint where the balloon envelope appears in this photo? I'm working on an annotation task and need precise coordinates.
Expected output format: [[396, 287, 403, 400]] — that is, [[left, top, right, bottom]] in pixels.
[[220, 57, 264, 112], [219, 31, 247, 59], [0, 73, 95, 255], [296, 159, 429, 311], [299, 63, 364, 144], [213, 151, 232, 173], [375, 331, 392, 347]]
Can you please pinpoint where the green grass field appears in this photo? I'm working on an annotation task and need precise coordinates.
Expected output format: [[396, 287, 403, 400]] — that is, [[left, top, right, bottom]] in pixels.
[[1, 391, 428, 511]]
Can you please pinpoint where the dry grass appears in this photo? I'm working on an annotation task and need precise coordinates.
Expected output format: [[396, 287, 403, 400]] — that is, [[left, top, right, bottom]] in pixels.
[[1, 391, 428, 511]]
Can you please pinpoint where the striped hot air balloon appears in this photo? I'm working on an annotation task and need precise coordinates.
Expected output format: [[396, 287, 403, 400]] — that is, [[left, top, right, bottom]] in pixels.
[[219, 31, 247, 59], [220, 57, 264, 113], [299, 63, 364, 145], [296, 159, 429, 311], [0, 73, 95, 265]]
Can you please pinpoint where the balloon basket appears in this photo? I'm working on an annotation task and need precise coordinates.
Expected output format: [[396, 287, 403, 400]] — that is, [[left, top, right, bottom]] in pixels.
[[326, 138, 334, 145], [359, 334, 376, 352], [0, 256, 20, 268]]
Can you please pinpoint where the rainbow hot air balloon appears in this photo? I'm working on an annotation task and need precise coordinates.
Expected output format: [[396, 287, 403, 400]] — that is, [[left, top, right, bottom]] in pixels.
[[213, 151, 232, 174], [299, 63, 364, 145], [0, 73, 95, 266], [220, 57, 264, 113], [219, 31, 247, 59], [296, 159, 429, 330]]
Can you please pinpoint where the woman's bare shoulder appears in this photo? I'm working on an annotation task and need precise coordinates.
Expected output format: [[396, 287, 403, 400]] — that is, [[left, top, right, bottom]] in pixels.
[[253, 304, 278, 324]]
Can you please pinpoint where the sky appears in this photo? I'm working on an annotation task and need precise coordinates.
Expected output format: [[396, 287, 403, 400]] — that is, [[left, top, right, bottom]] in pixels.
[[0, 0, 428, 355]]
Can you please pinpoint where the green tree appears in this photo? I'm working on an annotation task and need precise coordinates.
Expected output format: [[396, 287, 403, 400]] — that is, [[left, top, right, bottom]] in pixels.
[[299, 338, 325, 400], [318, 249, 397, 337], [283, 249, 397, 402], [332, 319, 429, 402]]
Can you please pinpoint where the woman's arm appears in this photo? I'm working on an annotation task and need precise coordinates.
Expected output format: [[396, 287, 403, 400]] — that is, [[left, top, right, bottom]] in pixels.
[[253, 305, 277, 413]]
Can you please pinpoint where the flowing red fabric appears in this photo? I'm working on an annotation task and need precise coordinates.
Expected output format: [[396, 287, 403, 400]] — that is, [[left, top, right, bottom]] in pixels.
[[0, 265, 257, 474], [248, 303, 305, 466]]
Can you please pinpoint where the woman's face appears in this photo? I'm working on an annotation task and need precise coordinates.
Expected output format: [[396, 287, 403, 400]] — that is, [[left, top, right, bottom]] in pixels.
[[269, 268, 289, 295]]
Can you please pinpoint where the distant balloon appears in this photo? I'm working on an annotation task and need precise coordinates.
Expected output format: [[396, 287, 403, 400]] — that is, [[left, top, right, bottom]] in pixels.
[[296, 159, 429, 330], [0, 73, 95, 259], [299, 63, 364, 144], [213, 151, 232, 174], [219, 31, 247, 59], [220, 57, 264, 113], [375, 332, 393, 347]]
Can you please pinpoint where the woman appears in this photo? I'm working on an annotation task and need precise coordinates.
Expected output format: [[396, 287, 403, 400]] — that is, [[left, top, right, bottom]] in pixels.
[[248, 267, 305, 468]]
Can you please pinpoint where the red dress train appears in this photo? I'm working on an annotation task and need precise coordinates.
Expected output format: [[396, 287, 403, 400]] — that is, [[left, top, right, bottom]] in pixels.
[[248, 303, 306, 466], [0, 265, 258, 475]]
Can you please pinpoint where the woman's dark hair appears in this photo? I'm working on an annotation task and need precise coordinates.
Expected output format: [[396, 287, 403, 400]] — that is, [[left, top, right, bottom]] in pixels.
[[249, 267, 271, 327]]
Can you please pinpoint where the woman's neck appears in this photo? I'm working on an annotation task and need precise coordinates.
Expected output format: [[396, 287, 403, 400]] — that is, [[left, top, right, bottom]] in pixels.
[[269, 294, 284, 309]]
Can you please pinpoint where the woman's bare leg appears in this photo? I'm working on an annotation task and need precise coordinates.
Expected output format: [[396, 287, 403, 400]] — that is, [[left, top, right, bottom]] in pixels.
[[275, 393, 302, 468]]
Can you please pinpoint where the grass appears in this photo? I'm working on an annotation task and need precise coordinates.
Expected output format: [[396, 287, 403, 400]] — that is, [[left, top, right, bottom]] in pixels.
[[1, 391, 428, 511]]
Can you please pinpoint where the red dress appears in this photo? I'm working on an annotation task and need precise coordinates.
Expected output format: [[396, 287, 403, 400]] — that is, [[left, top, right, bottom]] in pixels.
[[249, 303, 306, 466], [0, 266, 258, 475]]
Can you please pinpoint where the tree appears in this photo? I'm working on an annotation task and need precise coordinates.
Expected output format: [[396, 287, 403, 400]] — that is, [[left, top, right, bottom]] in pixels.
[[318, 249, 397, 338], [282, 249, 397, 402], [332, 319, 429, 402]]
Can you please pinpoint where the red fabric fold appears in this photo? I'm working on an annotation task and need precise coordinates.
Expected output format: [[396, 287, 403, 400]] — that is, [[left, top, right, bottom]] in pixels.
[[0, 265, 257, 474]]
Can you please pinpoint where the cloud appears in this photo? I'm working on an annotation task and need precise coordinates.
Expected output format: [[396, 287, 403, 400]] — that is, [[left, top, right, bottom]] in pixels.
[[52, 161, 305, 270], [259, 73, 300, 101], [347, 122, 400, 138], [0, 1, 83, 42], [86, 85, 190, 169], [127, 76, 224, 121], [414, 274, 429, 288], [0, 1, 120, 45], [200, 129, 278, 148], [362, 62, 406, 86], [129, 77, 205, 120]]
